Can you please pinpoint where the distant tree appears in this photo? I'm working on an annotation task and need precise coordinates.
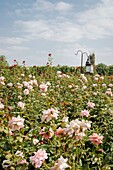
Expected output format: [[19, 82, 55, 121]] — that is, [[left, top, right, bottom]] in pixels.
[[0, 55, 9, 68], [96, 63, 108, 75], [108, 65, 113, 75]]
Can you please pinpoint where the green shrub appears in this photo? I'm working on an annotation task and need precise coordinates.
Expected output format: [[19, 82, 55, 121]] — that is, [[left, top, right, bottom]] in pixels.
[[96, 63, 108, 75]]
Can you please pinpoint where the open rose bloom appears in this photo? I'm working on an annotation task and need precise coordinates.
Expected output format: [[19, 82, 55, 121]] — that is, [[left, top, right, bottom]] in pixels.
[[87, 101, 95, 109], [81, 110, 90, 117], [8, 115, 24, 131], [17, 101, 25, 109], [89, 133, 104, 145], [41, 108, 59, 122], [30, 149, 48, 168], [50, 156, 69, 170], [39, 83, 48, 93]]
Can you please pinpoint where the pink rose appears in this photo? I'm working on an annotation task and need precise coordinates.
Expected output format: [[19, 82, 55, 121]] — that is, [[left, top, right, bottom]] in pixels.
[[8, 115, 24, 131], [23, 89, 29, 95], [81, 110, 90, 117], [30, 149, 48, 168], [55, 127, 65, 136], [39, 83, 48, 93], [87, 102, 95, 109], [17, 159, 29, 165], [89, 133, 103, 145], [17, 101, 25, 109]]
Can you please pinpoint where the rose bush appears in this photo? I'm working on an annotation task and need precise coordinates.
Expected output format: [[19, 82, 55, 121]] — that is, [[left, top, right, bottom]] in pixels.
[[0, 64, 113, 169]]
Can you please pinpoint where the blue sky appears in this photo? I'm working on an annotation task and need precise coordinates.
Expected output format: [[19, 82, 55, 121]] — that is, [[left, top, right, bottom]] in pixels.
[[0, 0, 113, 66]]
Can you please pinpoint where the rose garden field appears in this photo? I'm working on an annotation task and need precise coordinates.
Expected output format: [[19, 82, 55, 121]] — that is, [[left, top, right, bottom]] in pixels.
[[0, 63, 113, 170]]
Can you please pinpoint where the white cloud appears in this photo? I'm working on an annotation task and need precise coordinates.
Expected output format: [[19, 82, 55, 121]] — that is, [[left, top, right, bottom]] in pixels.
[[15, 20, 82, 42], [7, 46, 29, 51], [13, 0, 113, 43], [95, 47, 113, 65], [0, 36, 28, 45], [33, 0, 73, 12], [33, 0, 54, 11], [55, 1, 73, 11], [77, 0, 113, 39]]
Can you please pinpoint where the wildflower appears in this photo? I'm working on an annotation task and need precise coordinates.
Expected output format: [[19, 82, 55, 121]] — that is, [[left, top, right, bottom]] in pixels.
[[89, 133, 103, 145], [30, 149, 48, 168], [8, 115, 24, 131], [81, 110, 90, 117], [17, 101, 25, 109], [50, 156, 69, 170]]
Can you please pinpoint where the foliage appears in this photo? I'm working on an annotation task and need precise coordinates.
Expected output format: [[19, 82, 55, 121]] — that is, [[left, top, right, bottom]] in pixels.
[[0, 55, 9, 68], [108, 65, 113, 76], [96, 63, 108, 75], [0, 63, 113, 169]]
